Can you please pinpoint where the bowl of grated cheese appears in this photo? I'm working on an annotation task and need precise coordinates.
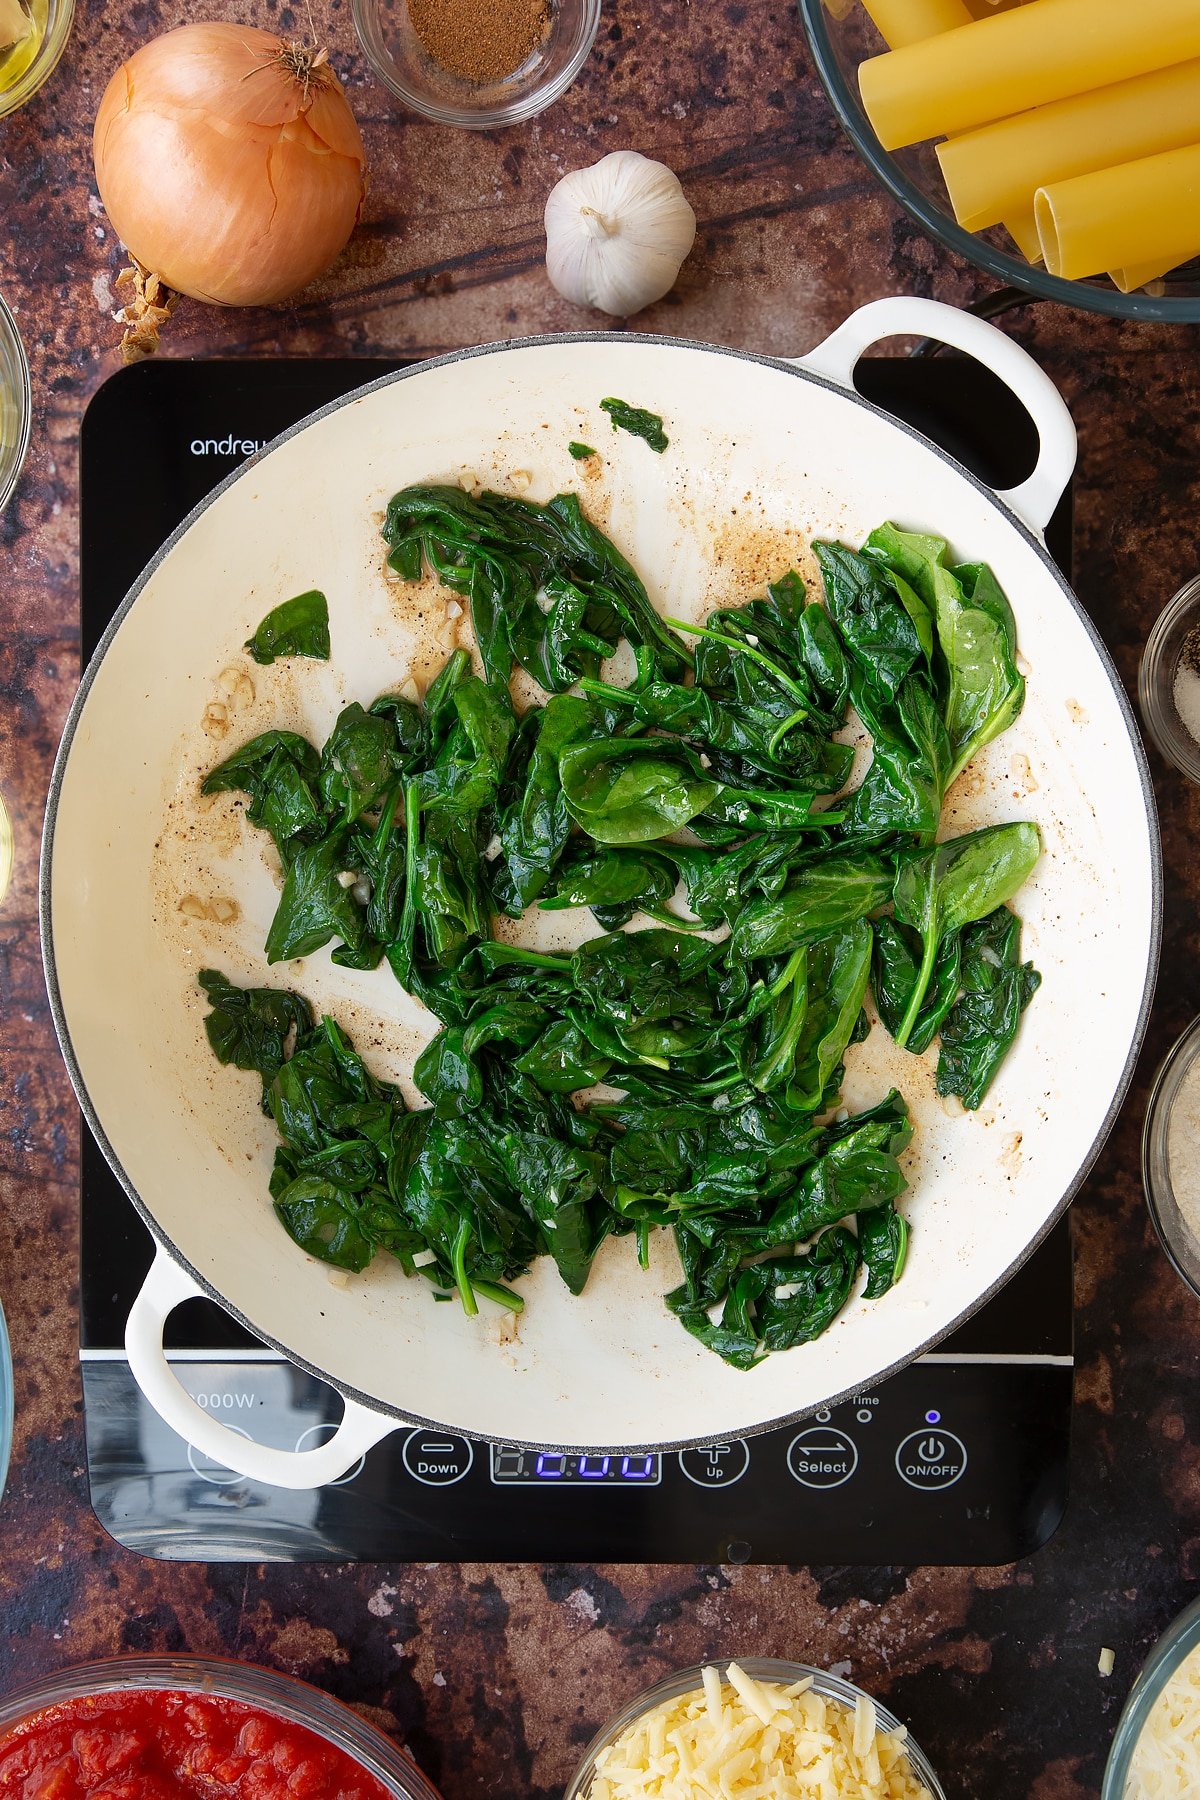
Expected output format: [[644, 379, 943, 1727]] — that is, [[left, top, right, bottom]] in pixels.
[[1103, 1600, 1200, 1800], [563, 1658, 944, 1800]]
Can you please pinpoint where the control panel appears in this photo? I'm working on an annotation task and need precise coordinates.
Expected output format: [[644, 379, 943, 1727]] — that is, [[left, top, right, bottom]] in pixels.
[[82, 1353, 1070, 1565]]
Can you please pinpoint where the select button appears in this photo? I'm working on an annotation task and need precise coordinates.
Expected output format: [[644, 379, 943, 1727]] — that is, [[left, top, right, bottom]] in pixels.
[[895, 1429, 967, 1491], [786, 1426, 858, 1489], [402, 1429, 474, 1486]]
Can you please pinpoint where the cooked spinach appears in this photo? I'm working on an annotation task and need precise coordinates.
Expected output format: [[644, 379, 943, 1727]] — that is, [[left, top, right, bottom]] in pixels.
[[569, 442, 597, 460], [244, 590, 330, 665], [201, 495, 1043, 1368], [890, 822, 1040, 1047], [935, 906, 1042, 1109], [198, 969, 312, 1107], [600, 398, 669, 452], [381, 484, 688, 691], [865, 525, 1024, 784]]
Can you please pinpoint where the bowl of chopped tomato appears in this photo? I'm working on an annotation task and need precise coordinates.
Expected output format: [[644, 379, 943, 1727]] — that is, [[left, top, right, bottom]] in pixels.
[[0, 1657, 443, 1800]]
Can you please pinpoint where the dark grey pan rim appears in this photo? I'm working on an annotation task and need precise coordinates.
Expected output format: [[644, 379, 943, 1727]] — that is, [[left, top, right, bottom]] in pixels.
[[41, 332, 1163, 1456]]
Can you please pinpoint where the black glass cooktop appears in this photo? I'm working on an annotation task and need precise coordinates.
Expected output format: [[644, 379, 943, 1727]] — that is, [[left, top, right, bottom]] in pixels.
[[78, 353, 1074, 1565]]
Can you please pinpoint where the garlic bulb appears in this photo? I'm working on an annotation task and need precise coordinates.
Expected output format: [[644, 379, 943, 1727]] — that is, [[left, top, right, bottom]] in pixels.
[[544, 150, 697, 318]]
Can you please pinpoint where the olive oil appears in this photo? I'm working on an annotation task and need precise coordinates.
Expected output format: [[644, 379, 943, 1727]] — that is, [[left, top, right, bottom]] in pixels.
[[0, 0, 46, 94]]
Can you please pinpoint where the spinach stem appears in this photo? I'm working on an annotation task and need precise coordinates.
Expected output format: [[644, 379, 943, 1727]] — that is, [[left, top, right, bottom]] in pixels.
[[892, 1216, 910, 1284], [895, 932, 938, 1049], [392, 781, 421, 985], [636, 1221, 651, 1269], [664, 616, 811, 710], [370, 781, 403, 859], [473, 1278, 525, 1314], [580, 676, 636, 704], [768, 946, 808, 1002], [451, 1217, 478, 1317]]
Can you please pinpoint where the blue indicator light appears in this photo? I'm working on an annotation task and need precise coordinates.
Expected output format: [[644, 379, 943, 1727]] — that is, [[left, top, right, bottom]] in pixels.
[[621, 1455, 654, 1480], [579, 1455, 610, 1479], [536, 1453, 566, 1478], [925, 1409, 941, 1425]]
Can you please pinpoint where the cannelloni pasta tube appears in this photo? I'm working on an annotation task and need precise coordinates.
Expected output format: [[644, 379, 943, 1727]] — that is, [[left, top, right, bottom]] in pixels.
[[937, 60, 1200, 231], [861, 0, 971, 48], [860, 0, 1200, 151], [1035, 141, 1200, 279]]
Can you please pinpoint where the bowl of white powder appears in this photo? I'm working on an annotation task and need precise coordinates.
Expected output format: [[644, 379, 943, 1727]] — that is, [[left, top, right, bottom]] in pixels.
[[1142, 1018, 1200, 1301], [1103, 1598, 1200, 1799], [1139, 577, 1200, 784]]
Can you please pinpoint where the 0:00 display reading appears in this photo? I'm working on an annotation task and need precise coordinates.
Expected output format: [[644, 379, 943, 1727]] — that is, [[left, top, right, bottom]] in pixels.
[[490, 1449, 662, 1485]]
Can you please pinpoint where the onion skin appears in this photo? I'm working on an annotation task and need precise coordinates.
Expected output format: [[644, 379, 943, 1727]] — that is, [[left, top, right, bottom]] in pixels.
[[93, 23, 367, 308]]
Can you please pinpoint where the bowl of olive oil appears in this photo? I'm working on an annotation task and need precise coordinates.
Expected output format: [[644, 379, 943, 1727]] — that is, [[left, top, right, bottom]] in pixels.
[[0, 0, 73, 118], [0, 292, 30, 516]]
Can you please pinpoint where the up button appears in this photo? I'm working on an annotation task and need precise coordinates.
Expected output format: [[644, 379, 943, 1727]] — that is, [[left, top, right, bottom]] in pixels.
[[895, 1428, 967, 1491]]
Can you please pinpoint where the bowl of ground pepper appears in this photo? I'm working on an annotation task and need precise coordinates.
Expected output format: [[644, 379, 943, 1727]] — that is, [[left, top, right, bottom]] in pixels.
[[1139, 575, 1200, 786], [352, 0, 600, 127]]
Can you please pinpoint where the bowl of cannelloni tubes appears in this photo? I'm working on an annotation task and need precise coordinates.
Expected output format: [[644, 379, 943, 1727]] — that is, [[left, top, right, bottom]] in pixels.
[[800, 0, 1200, 319]]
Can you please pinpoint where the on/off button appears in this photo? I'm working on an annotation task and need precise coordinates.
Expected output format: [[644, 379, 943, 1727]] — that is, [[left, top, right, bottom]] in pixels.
[[895, 1429, 968, 1491]]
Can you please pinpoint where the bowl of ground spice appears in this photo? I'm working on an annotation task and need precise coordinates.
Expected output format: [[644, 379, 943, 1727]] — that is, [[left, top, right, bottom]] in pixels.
[[1139, 574, 1200, 785], [352, 0, 600, 126], [1143, 1017, 1200, 1305]]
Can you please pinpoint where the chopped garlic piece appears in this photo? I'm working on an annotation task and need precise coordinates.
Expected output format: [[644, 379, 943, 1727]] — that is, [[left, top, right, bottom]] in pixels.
[[1098, 1648, 1115, 1677]]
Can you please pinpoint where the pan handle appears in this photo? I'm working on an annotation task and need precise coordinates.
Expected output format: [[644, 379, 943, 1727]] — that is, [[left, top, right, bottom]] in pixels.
[[125, 1247, 400, 1490], [797, 296, 1077, 537]]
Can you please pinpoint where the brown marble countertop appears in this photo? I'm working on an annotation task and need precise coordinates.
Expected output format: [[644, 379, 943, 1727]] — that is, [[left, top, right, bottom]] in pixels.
[[3, 1, 1200, 1795]]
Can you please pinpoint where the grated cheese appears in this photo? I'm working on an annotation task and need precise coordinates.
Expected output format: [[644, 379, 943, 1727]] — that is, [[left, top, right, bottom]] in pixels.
[[1128, 1641, 1200, 1800], [587, 1664, 933, 1800]]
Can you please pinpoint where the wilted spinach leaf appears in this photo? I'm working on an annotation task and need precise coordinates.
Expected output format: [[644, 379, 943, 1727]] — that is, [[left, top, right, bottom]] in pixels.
[[244, 590, 330, 665], [600, 397, 669, 452], [198, 969, 312, 1108], [866, 524, 1024, 784], [891, 822, 1040, 1046], [936, 906, 1042, 1109]]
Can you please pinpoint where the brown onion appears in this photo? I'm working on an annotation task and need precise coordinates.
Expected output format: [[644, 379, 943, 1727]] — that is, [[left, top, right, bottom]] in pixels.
[[93, 22, 367, 308]]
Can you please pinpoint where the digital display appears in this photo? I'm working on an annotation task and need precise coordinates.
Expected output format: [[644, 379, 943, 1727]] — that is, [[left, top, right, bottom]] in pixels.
[[490, 1447, 662, 1486]]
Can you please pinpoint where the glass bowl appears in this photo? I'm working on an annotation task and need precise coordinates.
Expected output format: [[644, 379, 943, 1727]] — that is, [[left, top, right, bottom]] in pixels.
[[1139, 576, 1200, 784], [796, 0, 1200, 322], [351, 0, 600, 128], [1102, 1596, 1200, 1797], [0, 1657, 444, 1800], [0, 292, 30, 515], [563, 1659, 946, 1799], [0, 0, 74, 120], [0, 1293, 11, 1505], [1141, 1015, 1200, 1303]]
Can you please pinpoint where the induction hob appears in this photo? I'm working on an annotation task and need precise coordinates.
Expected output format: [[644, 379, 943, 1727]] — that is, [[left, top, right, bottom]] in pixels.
[[78, 353, 1075, 1565]]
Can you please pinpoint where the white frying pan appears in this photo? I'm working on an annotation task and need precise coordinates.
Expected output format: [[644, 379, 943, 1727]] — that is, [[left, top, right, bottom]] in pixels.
[[43, 298, 1159, 1489]]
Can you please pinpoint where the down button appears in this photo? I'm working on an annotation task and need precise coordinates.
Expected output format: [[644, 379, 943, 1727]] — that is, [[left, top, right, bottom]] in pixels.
[[402, 1429, 475, 1486]]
